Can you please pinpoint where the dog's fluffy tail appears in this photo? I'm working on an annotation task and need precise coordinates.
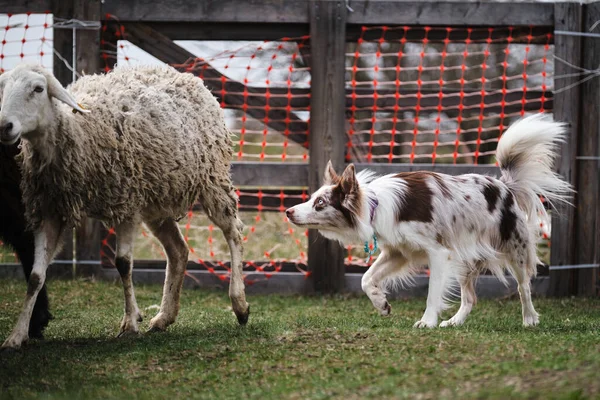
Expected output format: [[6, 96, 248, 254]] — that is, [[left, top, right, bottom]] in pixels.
[[496, 113, 573, 221]]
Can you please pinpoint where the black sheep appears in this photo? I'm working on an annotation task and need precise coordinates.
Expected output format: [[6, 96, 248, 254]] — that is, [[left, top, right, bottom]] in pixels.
[[0, 142, 52, 338]]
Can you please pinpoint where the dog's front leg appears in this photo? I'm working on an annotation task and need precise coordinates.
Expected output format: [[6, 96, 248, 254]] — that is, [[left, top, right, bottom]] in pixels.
[[361, 250, 408, 316], [414, 249, 452, 328]]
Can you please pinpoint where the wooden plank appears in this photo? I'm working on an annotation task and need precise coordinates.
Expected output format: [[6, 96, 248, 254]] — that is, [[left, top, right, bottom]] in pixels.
[[148, 22, 549, 44], [549, 3, 582, 297], [575, 2, 600, 296], [0, 0, 51, 14], [102, 0, 553, 27], [347, 1, 554, 27], [353, 163, 499, 177], [308, 0, 348, 293], [235, 189, 307, 211], [230, 162, 499, 188], [121, 22, 309, 148], [231, 162, 308, 187], [73, 0, 101, 78], [147, 21, 309, 41], [103, 0, 310, 23], [52, 0, 74, 86], [347, 25, 553, 44]]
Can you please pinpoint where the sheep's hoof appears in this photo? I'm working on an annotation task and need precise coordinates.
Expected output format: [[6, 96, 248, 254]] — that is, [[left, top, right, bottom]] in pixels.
[[28, 330, 45, 340], [147, 326, 166, 334], [117, 329, 140, 339], [235, 305, 250, 325], [0, 346, 19, 354]]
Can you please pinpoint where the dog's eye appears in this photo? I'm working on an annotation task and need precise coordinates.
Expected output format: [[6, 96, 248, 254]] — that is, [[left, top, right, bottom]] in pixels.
[[317, 199, 324, 206], [34, 86, 44, 93]]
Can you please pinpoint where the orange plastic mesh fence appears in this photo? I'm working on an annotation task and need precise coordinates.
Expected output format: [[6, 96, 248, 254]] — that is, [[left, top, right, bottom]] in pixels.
[[0, 13, 553, 281]]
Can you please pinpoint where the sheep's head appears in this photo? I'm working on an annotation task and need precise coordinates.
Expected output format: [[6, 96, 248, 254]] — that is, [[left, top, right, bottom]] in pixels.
[[0, 64, 89, 145]]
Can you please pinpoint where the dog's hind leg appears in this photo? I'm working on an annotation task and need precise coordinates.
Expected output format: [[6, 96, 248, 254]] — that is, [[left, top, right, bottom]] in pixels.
[[361, 250, 408, 316], [508, 254, 539, 326], [505, 222, 539, 327], [440, 267, 478, 327], [415, 248, 453, 328]]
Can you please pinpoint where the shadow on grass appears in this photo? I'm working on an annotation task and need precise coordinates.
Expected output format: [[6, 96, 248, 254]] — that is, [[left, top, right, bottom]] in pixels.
[[0, 319, 276, 381]]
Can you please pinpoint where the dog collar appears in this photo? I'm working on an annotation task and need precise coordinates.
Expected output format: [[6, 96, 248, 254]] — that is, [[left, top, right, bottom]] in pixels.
[[364, 234, 378, 263], [369, 197, 379, 223]]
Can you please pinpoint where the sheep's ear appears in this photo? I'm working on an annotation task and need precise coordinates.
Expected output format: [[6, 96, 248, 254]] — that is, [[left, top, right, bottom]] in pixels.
[[323, 160, 340, 185], [46, 74, 90, 114]]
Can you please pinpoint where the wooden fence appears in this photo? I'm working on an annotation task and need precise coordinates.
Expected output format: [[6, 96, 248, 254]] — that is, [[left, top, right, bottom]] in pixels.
[[1, 0, 599, 297]]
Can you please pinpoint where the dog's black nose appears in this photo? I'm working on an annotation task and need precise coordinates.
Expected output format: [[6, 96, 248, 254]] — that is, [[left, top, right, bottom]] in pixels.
[[285, 209, 295, 218]]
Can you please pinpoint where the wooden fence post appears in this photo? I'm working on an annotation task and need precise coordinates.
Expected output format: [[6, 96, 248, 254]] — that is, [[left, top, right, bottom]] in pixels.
[[308, 0, 347, 292], [549, 2, 582, 296], [575, 2, 600, 296], [53, 0, 105, 274], [72, 0, 107, 274], [51, 0, 76, 271]]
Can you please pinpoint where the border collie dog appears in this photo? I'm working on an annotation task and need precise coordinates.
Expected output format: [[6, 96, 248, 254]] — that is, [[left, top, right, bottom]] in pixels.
[[286, 114, 572, 328]]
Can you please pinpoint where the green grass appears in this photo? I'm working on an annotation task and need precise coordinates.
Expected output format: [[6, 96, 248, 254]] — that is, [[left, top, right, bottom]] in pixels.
[[0, 279, 598, 400]]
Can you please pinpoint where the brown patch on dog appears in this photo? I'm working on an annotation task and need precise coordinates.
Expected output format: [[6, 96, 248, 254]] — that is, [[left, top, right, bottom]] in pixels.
[[465, 195, 471, 201], [436, 233, 449, 248], [482, 182, 501, 213], [323, 160, 341, 185], [394, 172, 434, 223], [499, 191, 517, 242], [330, 183, 361, 228], [429, 173, 452, 199]]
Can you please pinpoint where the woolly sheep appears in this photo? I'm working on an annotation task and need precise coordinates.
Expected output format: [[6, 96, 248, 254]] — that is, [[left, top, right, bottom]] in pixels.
[[0, 142, 52, 339], [0, 64, 249, 349]]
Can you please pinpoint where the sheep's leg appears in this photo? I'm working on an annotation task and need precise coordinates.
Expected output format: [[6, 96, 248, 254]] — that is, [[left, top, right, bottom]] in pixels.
[[2, 219, 63, 350], [207, 209, 248, 325], [115, 220, 142, 337], [146, 218, 189, 332], [14, 237, 53, 339]]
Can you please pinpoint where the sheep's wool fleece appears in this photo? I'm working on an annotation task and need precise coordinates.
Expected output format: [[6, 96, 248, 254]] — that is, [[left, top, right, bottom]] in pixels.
[[19, 65, 236, 229]]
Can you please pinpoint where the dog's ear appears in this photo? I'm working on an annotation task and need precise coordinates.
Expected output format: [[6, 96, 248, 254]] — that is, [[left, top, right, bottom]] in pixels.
[[340, 164, 358, 194], [323, 160, 340, 185]]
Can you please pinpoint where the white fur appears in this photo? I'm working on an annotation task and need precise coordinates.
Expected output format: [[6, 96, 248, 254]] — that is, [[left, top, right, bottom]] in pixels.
[[288, 114, 572, 328], [497, 113, 573, 220]]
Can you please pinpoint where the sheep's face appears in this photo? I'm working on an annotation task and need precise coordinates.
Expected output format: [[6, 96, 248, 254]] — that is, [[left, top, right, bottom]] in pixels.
[[0, 64, 89, 146], [0, 69, 53, 145]]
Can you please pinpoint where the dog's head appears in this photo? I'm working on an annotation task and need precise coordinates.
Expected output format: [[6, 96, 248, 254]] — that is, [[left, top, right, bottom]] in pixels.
[[286, 161, 369, 242]]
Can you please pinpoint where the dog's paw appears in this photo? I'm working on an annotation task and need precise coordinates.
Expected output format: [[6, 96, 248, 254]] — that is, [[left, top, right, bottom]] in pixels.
[[523, 313, 539, 327], [413, 320, 437, 329], [439, 319, 463, 328]]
